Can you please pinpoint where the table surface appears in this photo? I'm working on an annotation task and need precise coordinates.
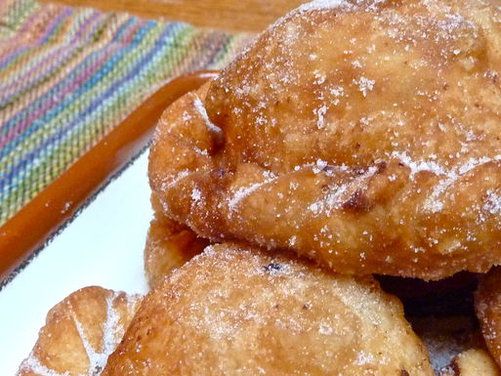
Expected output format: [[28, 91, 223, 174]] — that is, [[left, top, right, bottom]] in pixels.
[[43, 0, 305, 32]]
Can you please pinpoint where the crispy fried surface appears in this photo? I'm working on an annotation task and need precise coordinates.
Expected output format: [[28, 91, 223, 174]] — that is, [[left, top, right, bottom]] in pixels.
[[144, 193, 208, 288], [475, 267, 501, 368], [144, 218, 207, 288], [104, 243, 432, 375], [440, 349, 500, 376], [149, 0, 501, 280], [17, 287, 141, 376]]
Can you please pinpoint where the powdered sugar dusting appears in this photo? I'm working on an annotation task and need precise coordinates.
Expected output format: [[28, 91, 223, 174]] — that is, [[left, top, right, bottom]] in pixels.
[[228, 174, 278, 213], [70, 292, 138, 375], [309, 166, 378, 216], [101, 293, 124, 362], [194, 95, 222, 134], [191, 187, 202, 204], [160, 170, 192, 192], [353, 76, 375, 97], [356, 351, 375, 365], [314, 104, 328, 129], [70, 307, 109, 375], [19, 355, 69, 376], [390, 153, 501, 213], [391, 151, 447, 179], [483, 189, 501, 215], [424, 155, 501, 213], [298, 0, 350, 12]]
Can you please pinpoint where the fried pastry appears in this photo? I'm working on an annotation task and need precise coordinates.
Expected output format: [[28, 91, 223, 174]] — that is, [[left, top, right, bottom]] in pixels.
[[104, 243, 432, 375], [144, 217, 207, 288], [144, 193, 208, 288], [440, 349, 500, 376], [18, 286, 141, 376], [149, 0, 501, 280], [475, 267, 501, 368]]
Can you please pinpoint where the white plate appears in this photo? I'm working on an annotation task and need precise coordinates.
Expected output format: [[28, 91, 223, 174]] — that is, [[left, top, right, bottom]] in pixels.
[[0, 151, 151, 375]]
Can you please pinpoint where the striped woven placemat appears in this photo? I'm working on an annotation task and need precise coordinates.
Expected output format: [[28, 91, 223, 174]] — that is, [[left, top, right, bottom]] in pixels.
[[0, 0, 250, 226]]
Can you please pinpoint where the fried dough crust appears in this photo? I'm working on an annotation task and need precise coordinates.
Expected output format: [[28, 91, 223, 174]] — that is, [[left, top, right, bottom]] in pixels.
[[18, 287, 141, 376], [149, 0, 501, 280], [104, 244, 432, 375], [144, 193, 208, 288], [440, 349, 500, 375], [475, 267, 501, 368]]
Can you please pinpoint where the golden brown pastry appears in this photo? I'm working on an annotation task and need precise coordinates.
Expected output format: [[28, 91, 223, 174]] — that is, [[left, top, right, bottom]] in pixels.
[[440, 349, 500, 375], [144, 193, 208, 288], [104, 243, 432, 375], [144, 217, 207, 288], [149, 0, 501, 280], [475, 267, 501, 368], [18, 286, 141, 376]]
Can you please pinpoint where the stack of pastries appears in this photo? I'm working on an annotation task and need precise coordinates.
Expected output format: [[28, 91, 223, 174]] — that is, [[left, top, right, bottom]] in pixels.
[[18, 0, 500, 374]]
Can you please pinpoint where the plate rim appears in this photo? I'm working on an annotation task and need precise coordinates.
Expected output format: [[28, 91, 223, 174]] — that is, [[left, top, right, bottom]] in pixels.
[[0, 70, 218, 282]]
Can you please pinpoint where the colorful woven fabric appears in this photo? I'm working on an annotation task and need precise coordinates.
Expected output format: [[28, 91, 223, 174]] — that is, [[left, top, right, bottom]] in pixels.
[[0, 0, 250, 226]]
